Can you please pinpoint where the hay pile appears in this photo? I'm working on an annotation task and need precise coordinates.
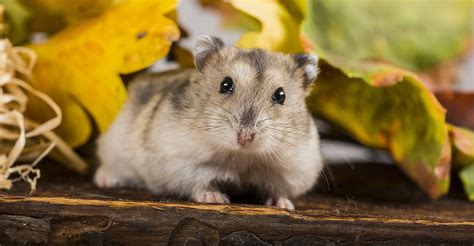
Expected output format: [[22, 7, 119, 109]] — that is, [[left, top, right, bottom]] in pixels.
[[0, 38, 87, 193]]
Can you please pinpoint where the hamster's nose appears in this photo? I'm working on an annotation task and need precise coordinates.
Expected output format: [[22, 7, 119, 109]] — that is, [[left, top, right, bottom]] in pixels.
[[237, 129, 255, 147]]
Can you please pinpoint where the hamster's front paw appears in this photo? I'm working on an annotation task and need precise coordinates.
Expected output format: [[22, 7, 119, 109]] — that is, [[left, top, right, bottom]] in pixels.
[[94, 166, 121, 188], [265, 197, 295, 211], [193, 191, 230, 204]]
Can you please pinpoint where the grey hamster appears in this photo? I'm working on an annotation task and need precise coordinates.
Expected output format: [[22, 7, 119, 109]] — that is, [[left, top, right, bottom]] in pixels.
[[94, 36, 323, 210]]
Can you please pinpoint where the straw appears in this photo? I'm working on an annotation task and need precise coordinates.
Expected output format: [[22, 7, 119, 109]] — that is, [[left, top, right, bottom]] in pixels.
[[0, 38, 88, 193]]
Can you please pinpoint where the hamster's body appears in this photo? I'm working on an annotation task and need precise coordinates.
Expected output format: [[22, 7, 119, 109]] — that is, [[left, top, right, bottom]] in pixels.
[[95, 36, 323, 210]]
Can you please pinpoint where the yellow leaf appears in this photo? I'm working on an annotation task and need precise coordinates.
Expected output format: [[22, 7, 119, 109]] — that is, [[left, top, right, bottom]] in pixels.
[[230, 0, 305, 53], [26, 0, 180, 147]]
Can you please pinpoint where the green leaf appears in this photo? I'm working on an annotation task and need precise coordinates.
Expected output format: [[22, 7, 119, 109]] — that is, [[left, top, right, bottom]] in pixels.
[[449, 125, 474, 200], [460, 165, 474, 201], [449, 125, 474, 168], [0, 0, 31, 45], [303, 0, 472, 71], [306, 59, 451, 199], [301, 0, 471, 199]]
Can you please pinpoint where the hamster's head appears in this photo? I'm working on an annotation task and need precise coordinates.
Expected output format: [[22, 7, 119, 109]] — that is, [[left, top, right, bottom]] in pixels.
[[182, 36, 319, 153]]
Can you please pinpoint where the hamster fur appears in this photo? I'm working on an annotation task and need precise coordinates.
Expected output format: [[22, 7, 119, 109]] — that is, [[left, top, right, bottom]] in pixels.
[[95, 36, 323, 210]]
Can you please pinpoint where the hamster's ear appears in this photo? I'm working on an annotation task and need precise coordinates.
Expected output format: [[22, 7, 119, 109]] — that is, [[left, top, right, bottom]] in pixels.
[[292, 53, 319, 89], [193, 35, 225, 72]]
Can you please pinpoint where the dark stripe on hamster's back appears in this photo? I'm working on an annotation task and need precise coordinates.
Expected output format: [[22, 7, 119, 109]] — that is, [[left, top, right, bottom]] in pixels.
[[129, 70, 187, 108], [142, 94, 167, 148], [128, 76, 159, 107], [169, 78, 191, 111], [133, 83, 155, 106], [142, 81, 180, 148]]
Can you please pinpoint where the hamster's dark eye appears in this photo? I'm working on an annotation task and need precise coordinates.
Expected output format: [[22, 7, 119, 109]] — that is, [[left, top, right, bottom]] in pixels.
[[272, 87, 285, 105], [219, 76, 234, 94]]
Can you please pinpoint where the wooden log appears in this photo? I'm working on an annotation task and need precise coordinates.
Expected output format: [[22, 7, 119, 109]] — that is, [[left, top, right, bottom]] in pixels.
[[0, 163, 473, 245], [1, 189, 474, 244], [0, 215, 50, 245], [0, 194, 473, 245]]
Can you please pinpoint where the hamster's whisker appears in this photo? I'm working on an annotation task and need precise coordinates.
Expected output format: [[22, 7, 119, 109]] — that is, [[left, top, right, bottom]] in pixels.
[[260, 114, 286, 122], [181, 107, 233, 123], [264, 127, 309, 141], [270, 123, 308, 131], [269, 134, 298, 148], [264, 143, 285, 164], [194, 112, 234, 128], [271, 121, 306, 127], [183, 105, 229, 118], [195, 108, 229, 119], [259, 144, 274, 167], [198, 122, 228, 128], [256, 106, 266, 122], [183, 116, 228, 122], [207, 101, 238, 122], [265, 126, 307, 136], [258, 117, 273, 124], [192, 125, 227, 132]]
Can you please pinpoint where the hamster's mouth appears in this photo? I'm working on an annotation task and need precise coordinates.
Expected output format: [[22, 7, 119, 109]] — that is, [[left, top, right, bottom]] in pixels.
[[238, 143, 255, 151], [230, 144, 258, 154]]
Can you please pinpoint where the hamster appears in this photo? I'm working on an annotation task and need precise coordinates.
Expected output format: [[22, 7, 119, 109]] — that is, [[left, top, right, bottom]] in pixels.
[[94, 36, 323, 210]]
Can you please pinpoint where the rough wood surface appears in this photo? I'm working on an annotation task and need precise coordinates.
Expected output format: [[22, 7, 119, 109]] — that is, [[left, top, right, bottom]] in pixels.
[[0, 215, 50, 245], [0, 163, 473, 245]]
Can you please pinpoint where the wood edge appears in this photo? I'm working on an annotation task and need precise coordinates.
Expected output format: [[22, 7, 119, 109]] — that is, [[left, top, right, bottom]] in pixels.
[[1, 195, 473, 227]]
